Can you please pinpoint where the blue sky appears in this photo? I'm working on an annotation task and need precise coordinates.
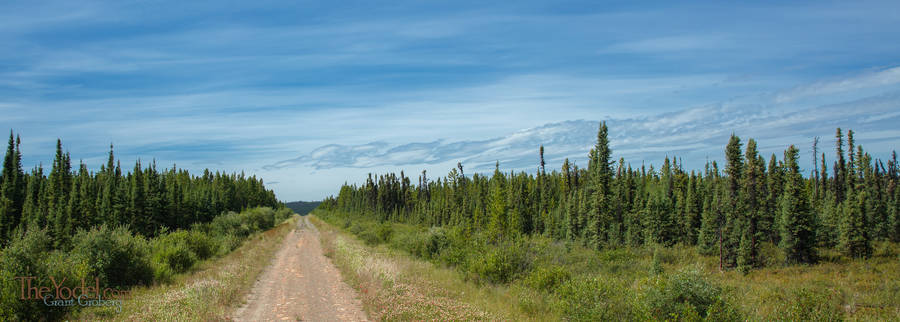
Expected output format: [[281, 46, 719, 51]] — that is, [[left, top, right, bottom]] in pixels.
[[1, 0, 899, 201]]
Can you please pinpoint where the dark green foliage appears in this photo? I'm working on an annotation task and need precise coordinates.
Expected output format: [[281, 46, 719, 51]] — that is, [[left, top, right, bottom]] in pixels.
[[0, 133, 281, 249], [70, 225, 154, 287], [0, 229, 59, 321], [319, 126, 895, 271], [553, 276, 640, 321], [0, 129, 290, 318], [285, 201, 321, 215], [352, 222, 394, 246], [779, 145, 817, 264], [523, 265, 571, 292], [467, 239, 531, 284], [643, 269, 735, 320], [151, 233, 198, 275], [841, 189, 872, 258]]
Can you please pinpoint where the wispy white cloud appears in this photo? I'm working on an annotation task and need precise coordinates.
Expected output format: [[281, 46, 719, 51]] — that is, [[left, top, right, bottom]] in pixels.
[[774, 67, 900, 103], [2, 0, 900, 201], [601, 34, 730, 54], [265, 81, 900, 177]]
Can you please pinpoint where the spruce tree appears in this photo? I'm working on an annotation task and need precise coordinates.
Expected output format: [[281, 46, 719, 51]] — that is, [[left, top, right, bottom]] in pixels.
[[488, 162, 507, 239], [48, 139, 73, 247], [834, 128, 846, 204], [587, 121, 613, 248], [738, 139, 764, 270], [841, 186, 871, 259], [764, 154, 782, 243], [779, 145, 816, 264], [722, 134, 744, 268], [0, 132, 18, 243]]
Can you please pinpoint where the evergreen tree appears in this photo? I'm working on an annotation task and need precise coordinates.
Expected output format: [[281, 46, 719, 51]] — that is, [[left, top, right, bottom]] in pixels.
[[48, 139, 73, 247], [0, 132, 22, 242], [488, 162, 507, 239], [763, 154, 782, 243], [738, 139, 764, 270], [587, 121, 613, 248], [779, 145, 817, 264], [722, 134, 744, 268], [841, 186, 872, 258]]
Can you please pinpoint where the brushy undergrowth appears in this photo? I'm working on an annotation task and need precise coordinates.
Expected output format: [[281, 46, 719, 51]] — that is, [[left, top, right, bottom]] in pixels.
[[0, 207, 294, 321], [71, 213, 298, 321], [317, 209, 900, 321]]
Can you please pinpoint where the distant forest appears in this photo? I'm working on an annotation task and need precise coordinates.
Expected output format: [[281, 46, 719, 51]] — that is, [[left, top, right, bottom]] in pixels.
[[322, 124, 899, 271], [285, 201, 321, 215], [0, 132, 282, 247]]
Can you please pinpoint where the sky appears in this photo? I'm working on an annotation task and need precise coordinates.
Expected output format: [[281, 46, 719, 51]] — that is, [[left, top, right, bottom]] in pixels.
[[1, 0, 899, 201]]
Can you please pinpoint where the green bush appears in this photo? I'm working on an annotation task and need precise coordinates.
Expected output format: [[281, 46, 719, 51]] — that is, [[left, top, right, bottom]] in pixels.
[[70, 225, 155, 287], [436, 227, 471, 267], [216, 233, 242, 255], [554, 275, 640, 321], [151, 233, 198, 274], [349, 221, 367, 236], [390, 228, 427, 257], [424, 227, 450, 259], [245, 207, 276, 231], [375, 223, 393, 244], [0, 229, 61, 321], [642, 268, 736, 320], [467, 240, 530, 284], [776, 287, 844, 321], [210, 211, 249, 238], [274, 207, 294, 223], [873, 241, 898, 258], [158, 230, 218, 261], [523, 265, 571, 292]]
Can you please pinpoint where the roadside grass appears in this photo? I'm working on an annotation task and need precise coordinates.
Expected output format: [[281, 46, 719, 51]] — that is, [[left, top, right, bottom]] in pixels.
[[70, 215, 299, 321], [311, 215, 546, 321], [314, 210, 900, 321]]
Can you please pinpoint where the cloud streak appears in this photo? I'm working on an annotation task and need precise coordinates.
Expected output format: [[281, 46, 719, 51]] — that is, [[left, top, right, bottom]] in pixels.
[[266, 87, 900, 175]]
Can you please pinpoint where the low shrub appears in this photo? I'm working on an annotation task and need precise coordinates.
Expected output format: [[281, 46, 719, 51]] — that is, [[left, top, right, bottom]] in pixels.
[[390, 227, 426, 257], [216, 233, 242, 255], [274, 207, 294, 223], [210, 211, 249, 238], [523, 265, 571, 292], [424, 227, 450, 259], [467, 240, 530, 284], [554, 275, 640, 321], [151, 233, 199, 274], [70, 225, 154, 287], [375, 223, 393, 244], [0, 229, 61, 321], [436, 227, 471, 267], [758, 242, 785, 267], [873, 241, 898, 259], [244, 207, 276, 232], [776, 287, 844, 321], [642, 268, 738, 320]]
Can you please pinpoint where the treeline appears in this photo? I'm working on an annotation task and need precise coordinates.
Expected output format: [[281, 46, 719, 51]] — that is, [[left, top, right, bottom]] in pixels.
[[0, 132, 281, 248], [321, 124, 899, 271], [285, 201, 322, 215]]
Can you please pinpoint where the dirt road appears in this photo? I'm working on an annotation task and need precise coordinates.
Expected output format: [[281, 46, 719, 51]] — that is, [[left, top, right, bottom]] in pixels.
[[233, 216, 368, 321]]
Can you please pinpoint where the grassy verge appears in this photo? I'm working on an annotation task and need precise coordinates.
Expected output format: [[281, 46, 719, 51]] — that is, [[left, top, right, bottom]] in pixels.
[[70, 215, 299, 321], [310, 215, 545, 321], [315, 210, 900, 321]]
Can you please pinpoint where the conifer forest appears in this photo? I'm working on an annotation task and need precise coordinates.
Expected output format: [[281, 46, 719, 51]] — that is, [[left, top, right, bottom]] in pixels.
[[314, 124, 900, 320], [323, 124, 898, 268]]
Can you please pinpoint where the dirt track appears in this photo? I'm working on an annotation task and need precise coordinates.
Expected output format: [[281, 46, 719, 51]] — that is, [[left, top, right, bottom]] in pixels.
[[233, 216, 368, 321]]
